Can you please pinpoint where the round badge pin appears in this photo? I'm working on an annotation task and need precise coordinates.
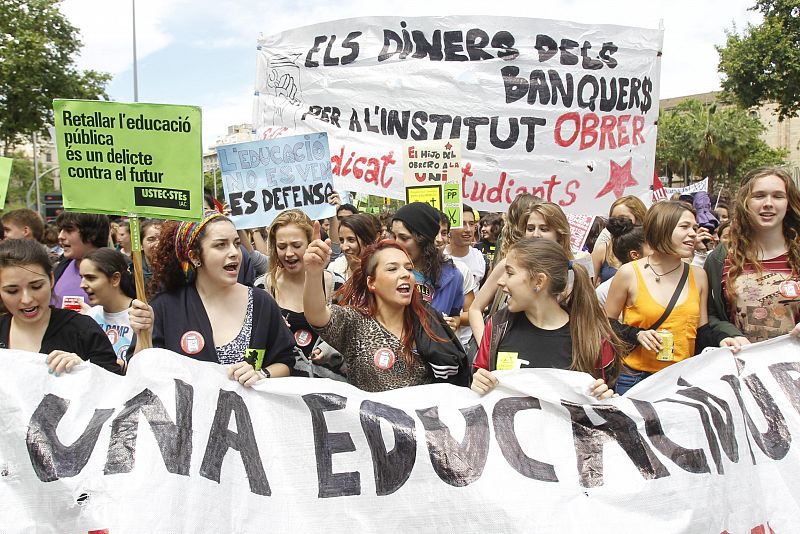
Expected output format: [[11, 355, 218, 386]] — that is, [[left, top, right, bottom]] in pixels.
[[373, 348, 396, 370], [295, 329, 313, 347], [779, 280, 800, 299], [180, 331, 205, 355]]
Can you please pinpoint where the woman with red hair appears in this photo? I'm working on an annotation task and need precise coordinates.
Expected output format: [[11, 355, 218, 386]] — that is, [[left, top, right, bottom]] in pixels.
[[303, 224, 469, 392]]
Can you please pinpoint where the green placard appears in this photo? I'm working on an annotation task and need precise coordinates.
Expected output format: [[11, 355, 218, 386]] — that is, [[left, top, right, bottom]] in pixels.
[[0, 157, 11, 209], [53, 100, 203, 220]]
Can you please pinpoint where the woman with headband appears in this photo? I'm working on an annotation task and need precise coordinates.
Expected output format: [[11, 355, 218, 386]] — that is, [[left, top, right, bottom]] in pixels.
[[128, 211, 296, 386]]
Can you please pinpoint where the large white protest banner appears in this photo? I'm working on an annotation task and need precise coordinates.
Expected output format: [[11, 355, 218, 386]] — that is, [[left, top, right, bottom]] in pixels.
[[2, 337, 800, 533], [216, 132, 336, 229], [253, 16, 663, 215]]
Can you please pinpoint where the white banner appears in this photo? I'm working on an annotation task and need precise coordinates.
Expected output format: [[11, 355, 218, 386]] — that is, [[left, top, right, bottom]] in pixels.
[[254, 16, 663, 215], [3, 337, 800, 533], [663, 176, 709, 197]]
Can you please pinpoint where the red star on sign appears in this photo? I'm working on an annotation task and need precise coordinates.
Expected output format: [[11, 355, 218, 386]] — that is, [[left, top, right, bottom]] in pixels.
[[595, 158, 638, 199], [445, 142, 452, 150]]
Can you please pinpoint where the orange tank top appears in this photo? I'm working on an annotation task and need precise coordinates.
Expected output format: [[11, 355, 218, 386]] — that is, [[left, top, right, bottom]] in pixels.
[[623, 262, 700, 373]]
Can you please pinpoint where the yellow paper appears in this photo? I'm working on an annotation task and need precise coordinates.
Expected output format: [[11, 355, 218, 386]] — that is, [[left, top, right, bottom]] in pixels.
[[496, 351, 518, 371]]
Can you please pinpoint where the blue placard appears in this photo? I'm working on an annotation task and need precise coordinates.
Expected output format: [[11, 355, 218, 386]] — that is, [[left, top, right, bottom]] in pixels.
[[217, 132, 336, 229]]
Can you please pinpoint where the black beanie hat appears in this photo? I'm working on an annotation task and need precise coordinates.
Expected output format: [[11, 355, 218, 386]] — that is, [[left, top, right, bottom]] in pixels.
[[393, 202, 440, 243]]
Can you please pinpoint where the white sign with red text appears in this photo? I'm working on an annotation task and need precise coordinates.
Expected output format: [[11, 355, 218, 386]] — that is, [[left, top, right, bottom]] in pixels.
[[254, 16, 662, 214]]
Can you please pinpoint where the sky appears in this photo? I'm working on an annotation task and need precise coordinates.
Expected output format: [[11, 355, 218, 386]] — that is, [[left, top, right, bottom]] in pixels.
[[60, 0, 761, 150]]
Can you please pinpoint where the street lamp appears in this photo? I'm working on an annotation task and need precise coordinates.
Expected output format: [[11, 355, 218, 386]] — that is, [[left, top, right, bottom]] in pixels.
[[26, 165, 59, 212]]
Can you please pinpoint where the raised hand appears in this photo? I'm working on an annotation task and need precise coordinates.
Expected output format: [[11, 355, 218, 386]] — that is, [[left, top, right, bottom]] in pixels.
[[304, 221, 331, 273]]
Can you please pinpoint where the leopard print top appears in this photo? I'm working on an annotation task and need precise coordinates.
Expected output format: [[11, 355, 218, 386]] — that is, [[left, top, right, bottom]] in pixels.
[[315, 305, 431, 392]]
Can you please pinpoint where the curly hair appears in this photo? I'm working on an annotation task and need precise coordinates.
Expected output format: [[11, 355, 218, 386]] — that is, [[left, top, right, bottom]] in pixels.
[[335, 240, 445, 365], [148, 216, 232, 294], [498, 193, 541, 262], [727, 166, 800, 298], [266, 209, 313, 297]]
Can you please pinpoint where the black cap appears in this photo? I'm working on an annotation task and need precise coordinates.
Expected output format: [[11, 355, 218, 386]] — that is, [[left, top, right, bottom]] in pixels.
[[393, 202, 440, 242]]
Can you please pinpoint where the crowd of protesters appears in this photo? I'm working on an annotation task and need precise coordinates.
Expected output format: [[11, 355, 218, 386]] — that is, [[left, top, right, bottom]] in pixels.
[[1, 165, 798, 396]]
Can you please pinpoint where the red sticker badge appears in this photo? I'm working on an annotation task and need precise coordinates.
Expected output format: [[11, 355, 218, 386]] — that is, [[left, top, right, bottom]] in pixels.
[[779, 280, 800, 299], [753, 307, 768, 320], [106, 329, 119, 345], [180, 331, 205, 355], [373, 348, 397, 370], [295, 329, 313, 347]]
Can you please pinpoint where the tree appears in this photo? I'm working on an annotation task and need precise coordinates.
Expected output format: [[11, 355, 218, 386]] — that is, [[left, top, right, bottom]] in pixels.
[[3, 152, 57, 210], [0, 0, 111, 155], [717, 0, 800, 119], [656, 98, 787, 190]]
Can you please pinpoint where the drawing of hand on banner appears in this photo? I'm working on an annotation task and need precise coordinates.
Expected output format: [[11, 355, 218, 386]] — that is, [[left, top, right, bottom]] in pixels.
[[265, 55, 302, 129]]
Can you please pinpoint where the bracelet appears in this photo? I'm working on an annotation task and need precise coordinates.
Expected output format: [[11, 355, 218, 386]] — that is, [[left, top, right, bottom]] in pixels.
[[259, 368, 271, 379]]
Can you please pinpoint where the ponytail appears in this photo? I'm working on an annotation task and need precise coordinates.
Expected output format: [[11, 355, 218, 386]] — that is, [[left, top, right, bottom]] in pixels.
[[83, 248, 136, 299], [563, 261, 624, 383], [510, 239, 624, 383]]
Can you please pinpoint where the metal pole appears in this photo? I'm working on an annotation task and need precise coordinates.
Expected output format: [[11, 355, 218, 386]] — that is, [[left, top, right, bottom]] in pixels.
[[27, 166, 58, 209], [32, 132, 41, 215], [132, 0, 138, 102], [213, 165, 218, 200]]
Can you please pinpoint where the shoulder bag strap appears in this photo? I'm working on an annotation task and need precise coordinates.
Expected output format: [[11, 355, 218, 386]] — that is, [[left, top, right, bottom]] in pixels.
[[650, 263, 690, 331]]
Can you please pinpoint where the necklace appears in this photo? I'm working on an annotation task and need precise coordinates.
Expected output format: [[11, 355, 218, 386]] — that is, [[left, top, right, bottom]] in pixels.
[[645, 256, 682, 282]]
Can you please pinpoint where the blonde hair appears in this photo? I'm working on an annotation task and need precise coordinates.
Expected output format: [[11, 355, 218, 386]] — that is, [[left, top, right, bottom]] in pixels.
[[508, 239, 623, 381], [497, 193, 541, 263], [727, 166, 800, 298], [609, 195, 647, 224], [526, 202, 574, 259], [266, 209, 313, 297], [643, 201, 695, 256]]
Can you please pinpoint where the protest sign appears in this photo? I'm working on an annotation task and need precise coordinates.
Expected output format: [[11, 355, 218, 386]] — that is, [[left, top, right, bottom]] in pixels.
[[3, 337, 800, 532], [663, 176, 708, 197], [0, 156, 11, 209], [254, 16, 663, 215], [404, 139, 463, 227], [53, 100, 203, 221], [567, 213, 595, 252], [216, 132, 336, 229]]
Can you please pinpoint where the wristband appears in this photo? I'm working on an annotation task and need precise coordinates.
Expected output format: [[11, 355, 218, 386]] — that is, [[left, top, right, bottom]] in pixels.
[[259, 368, 271, 379]]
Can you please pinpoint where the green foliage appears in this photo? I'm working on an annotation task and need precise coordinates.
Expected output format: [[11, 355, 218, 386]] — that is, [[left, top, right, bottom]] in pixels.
[[656, 98, 787, 188], [3, 152, 57, 210], [203, 169, 221, 201], [0, 0, 111, 154], [717, 0, 800, 119]]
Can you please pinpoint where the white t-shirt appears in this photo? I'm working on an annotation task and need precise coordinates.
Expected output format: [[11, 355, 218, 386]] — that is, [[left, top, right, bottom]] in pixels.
[[327, 255, 349, 280], [87, 305, 134, 362], [595, 278, 612, 308], [446, 246, 486, 289], [572, 250, 595, 279]]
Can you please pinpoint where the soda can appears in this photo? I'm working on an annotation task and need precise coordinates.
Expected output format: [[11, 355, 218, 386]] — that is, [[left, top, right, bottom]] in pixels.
[[655, 330, 674, 362]]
